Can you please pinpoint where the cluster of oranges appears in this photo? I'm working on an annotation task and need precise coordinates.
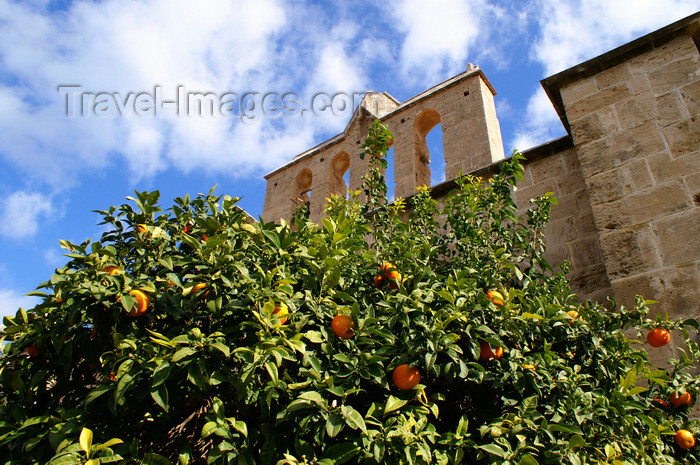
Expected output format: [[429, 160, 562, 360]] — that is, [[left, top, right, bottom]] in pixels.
[[374, 262, 403, 290], [646, 327, 695, 450]]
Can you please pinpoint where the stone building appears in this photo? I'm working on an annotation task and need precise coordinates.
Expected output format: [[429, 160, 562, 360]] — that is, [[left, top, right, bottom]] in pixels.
[[263, 13, 700, 337]]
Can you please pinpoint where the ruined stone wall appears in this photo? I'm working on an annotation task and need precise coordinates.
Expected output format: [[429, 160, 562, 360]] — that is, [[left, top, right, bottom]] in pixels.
[[261, 14, 700, 317], [262, 68, 505, 224]]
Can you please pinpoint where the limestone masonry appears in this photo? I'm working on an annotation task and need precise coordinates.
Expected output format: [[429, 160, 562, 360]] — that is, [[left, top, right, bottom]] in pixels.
[[263, 13, 700, 353]]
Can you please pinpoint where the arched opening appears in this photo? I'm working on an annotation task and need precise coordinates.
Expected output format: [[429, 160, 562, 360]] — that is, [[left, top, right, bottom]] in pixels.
[[426, 123, 445, 185], [413, 109, 443, 188], [293, 168, 312, 219], [330, 151, 351, 199]]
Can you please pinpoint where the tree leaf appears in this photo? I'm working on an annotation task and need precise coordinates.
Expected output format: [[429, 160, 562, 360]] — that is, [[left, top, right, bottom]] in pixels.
[[325, 414, 344, 438], [341, 405, 366, 432], [79, 428, 93, 454], [384, 396, 408, 415]]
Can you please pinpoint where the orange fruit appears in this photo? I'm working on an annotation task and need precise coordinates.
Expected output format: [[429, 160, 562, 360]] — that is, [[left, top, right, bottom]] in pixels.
[[381, 262, 401, 281], [652, 398, 668, 408], [374, 275, 383, 288], [479, 341, 504, 361], [522, 364, 536, 371], [675, 429, 695, 449], [183, 224, 192, 234], [135, 224, 148, 234], [25, 344, 39, 359], [566, 310, 579, 320], [647, 328, 670, 347], [127, 290, 149, 317], [392, 364, 420, 390], [331, 314, 356, 339], [102, 265, 121, 276], [192, 283, 210, 299], [273, 303, 288, 324], [670, 391, 692, 407], [486, 290, 504, 306], [202, 234, 209, 242]]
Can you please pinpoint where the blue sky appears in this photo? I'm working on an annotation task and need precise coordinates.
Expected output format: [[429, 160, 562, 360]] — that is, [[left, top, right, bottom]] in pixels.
[[1, 0, 699, 317]]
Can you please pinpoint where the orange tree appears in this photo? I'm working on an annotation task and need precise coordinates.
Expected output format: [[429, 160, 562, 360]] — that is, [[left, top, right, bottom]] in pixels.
[[1, 121, 699, 464]]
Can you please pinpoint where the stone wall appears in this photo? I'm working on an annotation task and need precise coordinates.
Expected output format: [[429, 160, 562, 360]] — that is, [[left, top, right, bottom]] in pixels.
[[548, 31, 700, 328], [263, 67, 505, 224], [262, 13, 700, 322]]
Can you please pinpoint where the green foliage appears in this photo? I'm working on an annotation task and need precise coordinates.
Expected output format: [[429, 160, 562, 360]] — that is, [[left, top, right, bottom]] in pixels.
[[1, 121, 698, 464]]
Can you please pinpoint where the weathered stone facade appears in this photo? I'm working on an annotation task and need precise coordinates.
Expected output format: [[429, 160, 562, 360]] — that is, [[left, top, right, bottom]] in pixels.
[[263, 13, 700, 333]]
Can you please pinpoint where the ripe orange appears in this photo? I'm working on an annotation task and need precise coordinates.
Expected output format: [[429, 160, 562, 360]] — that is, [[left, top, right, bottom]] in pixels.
[[102, 265, 121, 276], [202, 234, 209, 242], [127, 289, 149, 317], [374, 275, 383, 288], [331, 314, 356, 339], [652, 398, 668, 408], [486, 290, 504, 306], [566, 310, 579, 320], [381, 262, 401, 281], [675, 429, 695, 449], [670, 391, 692, 407], [183, 224, 192, 234], [192, 283, 210, 299], [392, 364, 420, 390], [273, 303, 288, 324], [647, 328, 670, 347], [522, 364, 536, 372], [135, 224, 148, 234], [479, 341, 504, 361], [25, 344, 39, 359]]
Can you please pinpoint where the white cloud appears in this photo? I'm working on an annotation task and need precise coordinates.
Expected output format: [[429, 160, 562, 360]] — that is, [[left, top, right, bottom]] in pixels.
[[510, 87, 563, 151], [532, 0, 700, 75], [512, 0, 700, 150], [0, 0, 358, 188], [0, 191, 55, 239], [0, 288, 41, 319], [390, 0, 493, 85]]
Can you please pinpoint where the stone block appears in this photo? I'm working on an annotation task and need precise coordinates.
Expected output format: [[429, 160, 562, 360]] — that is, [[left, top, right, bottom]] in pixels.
[[615, 91, 660, 129], [663, 115, 700, 156], [653, 208, 700, 266], [610, 264, 700, 319], [569, 236, 604, 269], [649, 56, 700, 95], [570, 107, 619, 145], [628, 35, 699, 74], [556, 171, 587, 196], [680, 79, 700, 116], [595, 64, 632, 90], [561, 148, 582, 173], [551, 193, 580, 221], [560, 78, 597, 104], [598, 226, 661, 279], [620, 159, 655, 193], [684, 171, 700, 205], [567, 263, 612, 302], [567, 84, 631, 121], [513, 179, 560, 207], [576, 212, 598, 235], [657, 90, 690, 126], [627, 74, 652, 96], [544, 243, 572, 269], [529, 155, 566, 183], [546, 217, 578, 243], [586, 170, 628, 205], [596, 182, 691, 229], [576, 122, 666, 178], [647, 151, 700, 185]]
